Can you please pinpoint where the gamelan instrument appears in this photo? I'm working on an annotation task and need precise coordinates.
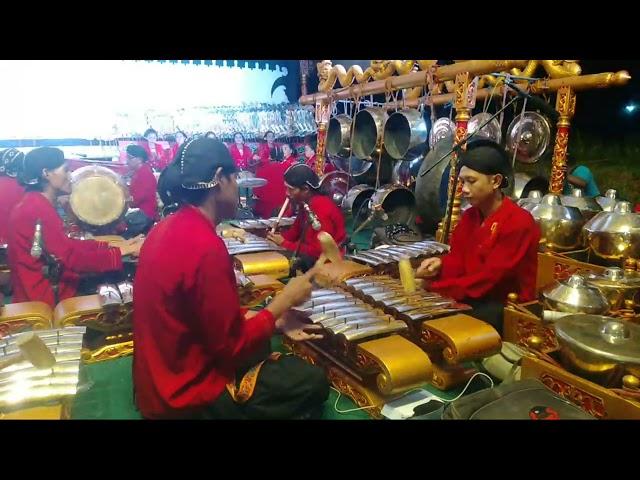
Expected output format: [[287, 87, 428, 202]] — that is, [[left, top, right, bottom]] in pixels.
[[223, 231, 285, 255], [284, 262, 502, 418], [69, 165, 129, 233], [233, 251, 290, 279], [52, 282, 135, 363], [229, 218, 295, 235], [347, 240, 449, 269], [0, 327, 86, 416], [501, 251, 640, 418], [0, 301, 53, 336]]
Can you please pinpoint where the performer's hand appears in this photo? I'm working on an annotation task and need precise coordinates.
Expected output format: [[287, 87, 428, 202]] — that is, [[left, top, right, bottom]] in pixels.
[[119, 237, 145, 257], [267, 232, 284, 246], [275, 310, 324, 341], [266, 270, 315, 319], [416, 257, 442, 278], [279, 274, 314, 306]]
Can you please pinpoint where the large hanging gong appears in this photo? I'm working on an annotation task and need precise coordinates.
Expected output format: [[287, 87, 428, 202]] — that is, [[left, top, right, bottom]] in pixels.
[[467, 112, 502, 144], [428, 118, 455, 149], [320, 171, 351, 207], [330, 154, 392, 186], [391, 153, 425, 188], [326, 114, 352, 157], [415, 137, 514, 233], [506, 112, 551, 164], [415, 137, 455, 232]]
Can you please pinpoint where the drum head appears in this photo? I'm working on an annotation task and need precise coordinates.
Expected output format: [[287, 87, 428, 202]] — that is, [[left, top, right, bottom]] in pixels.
[[70, 166, 127, 227]]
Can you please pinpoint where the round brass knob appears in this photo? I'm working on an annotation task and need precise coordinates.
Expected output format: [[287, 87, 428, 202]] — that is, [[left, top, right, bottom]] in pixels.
[[527, 335, 544, 350], [507, 293, 519, 304], [624, 258, 638, 271], [622, 375, 640, 390], [623, 375, 640, 390]]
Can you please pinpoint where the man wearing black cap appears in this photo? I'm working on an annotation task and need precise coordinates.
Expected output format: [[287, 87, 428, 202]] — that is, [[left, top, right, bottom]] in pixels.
[[124, 144, 158, 237], [133, 138, 329, 419], [8, 147, 141, 306], [267, 164, 346, 271], [416, 140, 540, 331]]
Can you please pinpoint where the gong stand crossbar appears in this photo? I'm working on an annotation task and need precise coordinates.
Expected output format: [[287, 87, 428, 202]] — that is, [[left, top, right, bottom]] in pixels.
[[381, 71, 631, 110], [300, 61, 530, 105]]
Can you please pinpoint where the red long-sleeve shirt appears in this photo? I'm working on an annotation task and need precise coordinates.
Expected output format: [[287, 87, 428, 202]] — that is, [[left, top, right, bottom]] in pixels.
[[8, 192, 123, 306], [0, 176, 25, 244], [257, 142, 279, 166], [253, 161, 288, 218], [429, 196, 540, 303], [129, 163, 158, 219], [143, 142, 172, 171], [133, 205, 275, 418], [281, 194, 347, 259], [228, 143, 254, 170]]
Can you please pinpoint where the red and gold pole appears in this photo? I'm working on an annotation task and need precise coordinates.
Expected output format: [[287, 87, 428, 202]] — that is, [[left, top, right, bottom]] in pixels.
[[314, 100, 331, 176], [436, 72, 476, 244], [549, 85, 577, 194]]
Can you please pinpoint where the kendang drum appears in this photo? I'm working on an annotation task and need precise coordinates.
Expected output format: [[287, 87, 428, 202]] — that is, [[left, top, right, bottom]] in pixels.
[[69, 166, 129, 231]]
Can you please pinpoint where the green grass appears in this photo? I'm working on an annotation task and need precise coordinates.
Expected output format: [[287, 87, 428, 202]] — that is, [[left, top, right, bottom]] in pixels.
[[516, 132, 640, 205]]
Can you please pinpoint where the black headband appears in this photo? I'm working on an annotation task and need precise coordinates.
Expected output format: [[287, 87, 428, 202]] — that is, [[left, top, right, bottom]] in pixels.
[[458, 139, 511, 188], [284, 163, 320, 190]]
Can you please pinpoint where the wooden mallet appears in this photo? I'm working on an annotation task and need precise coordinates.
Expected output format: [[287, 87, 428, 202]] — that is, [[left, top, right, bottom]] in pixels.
[[0, 332, 56, 372]]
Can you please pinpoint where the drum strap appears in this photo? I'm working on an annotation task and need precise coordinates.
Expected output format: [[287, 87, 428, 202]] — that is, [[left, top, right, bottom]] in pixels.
[[226, 352, 282, 404]]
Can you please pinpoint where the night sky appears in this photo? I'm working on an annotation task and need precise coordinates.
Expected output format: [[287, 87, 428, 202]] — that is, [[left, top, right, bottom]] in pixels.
[[327, 60, 639, 137], [570, 60, 639, 137]]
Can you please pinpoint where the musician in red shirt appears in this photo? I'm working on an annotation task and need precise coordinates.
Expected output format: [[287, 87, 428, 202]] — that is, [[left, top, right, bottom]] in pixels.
[[256, 130, 281, 166], [133, 138, 328, 419], [0, 149, 26, 245], [281, 142, 299, 169], [417, 140, 540, 331], [228, 132, 254, 171], [304, 140, 335, 174], [170, 130, 187, 160], [124, 144, 158, 237], [8, 147, 142, 306], [267, 164, 346, 272], [142, 128, 172, 171]]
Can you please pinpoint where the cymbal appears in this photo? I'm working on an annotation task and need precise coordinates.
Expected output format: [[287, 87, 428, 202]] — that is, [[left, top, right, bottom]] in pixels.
[[237, 177, 268, 188]]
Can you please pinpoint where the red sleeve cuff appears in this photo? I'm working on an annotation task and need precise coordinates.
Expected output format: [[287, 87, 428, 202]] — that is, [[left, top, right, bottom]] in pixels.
[[110, 248, 124, 270], [250, 308, 276, 331], [281, 240, 297, 251]]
